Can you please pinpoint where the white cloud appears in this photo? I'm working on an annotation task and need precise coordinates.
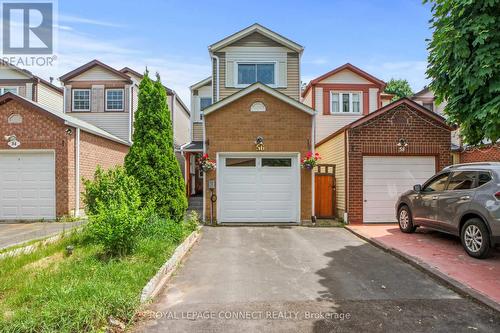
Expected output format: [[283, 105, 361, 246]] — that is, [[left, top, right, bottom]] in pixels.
[[59, 14, 125, 28]]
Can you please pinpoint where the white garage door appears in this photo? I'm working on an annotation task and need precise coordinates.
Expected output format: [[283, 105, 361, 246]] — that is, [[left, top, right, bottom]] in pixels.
[[0, 151, 56, 220], [218, 155, 300, 223], [363, 156, 435, 223]]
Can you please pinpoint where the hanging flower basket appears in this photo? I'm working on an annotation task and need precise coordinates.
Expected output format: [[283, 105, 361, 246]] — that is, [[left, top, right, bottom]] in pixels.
[[301, 151, 320, 170], [198, 154, 216, 172]]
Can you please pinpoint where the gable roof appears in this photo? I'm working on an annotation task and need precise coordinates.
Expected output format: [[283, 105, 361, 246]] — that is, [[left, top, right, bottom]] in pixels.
[[190, 76, 212, 90], [0, 60, 63, 94], [0, 92, 130, 146], [202, 82, 315, 116], [208, 23, 304, 53], [59, 59, 132, 83], [302, 63, 386, 97], [316, 98, 452, 147]]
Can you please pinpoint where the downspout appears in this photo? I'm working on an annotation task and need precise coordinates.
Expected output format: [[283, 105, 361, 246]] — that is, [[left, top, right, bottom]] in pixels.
[[128, 85, 133, 142], [344, 130, 349, 224], [75, 128, 80, 217], [210, 53, 220, 102], [62, 86, 66, 114]]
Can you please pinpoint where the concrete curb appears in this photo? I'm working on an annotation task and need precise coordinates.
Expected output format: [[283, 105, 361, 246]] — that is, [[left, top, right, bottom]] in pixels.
[[345, 226, 500, 314], [140, 227, 202, 303]]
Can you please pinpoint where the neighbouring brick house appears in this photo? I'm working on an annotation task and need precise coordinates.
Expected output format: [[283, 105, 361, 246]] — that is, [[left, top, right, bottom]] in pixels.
[[315, 98, 452, 224], [459, 144, 500, 163], [0, 93, 130, 220]]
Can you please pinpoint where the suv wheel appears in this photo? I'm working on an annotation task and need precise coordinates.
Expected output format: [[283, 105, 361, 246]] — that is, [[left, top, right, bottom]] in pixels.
[[461, 218, 491, 259], [398, 205, 416, 233]]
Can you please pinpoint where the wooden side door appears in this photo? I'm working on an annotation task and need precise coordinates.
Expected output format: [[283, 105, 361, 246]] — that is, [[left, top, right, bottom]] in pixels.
[[315, 174, 336, 218]]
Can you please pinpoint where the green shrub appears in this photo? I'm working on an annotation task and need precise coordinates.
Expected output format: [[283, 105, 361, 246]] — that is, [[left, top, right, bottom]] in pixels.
[[83, 167, 147, 256]]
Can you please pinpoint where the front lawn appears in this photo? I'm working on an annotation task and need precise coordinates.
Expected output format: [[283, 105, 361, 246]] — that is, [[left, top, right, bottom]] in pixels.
[[0, 218, 197, 332]]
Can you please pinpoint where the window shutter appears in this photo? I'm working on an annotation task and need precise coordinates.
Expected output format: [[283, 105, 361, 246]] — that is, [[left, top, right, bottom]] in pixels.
[[226, 60, 234, 87], [92, 85, 104, 112], [278, 61, 287, 87]]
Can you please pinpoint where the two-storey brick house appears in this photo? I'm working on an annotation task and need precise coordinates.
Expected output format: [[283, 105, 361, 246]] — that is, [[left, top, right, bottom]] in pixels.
[[182, 24, 316, 224]]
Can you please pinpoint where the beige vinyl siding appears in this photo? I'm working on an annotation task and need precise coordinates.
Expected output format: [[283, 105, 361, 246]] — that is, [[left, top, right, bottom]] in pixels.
[[302, 87, 312, 106], [70, 66, 126, 81], [316, 113, 362, 142], [229, 31, 283, 47], [192, 122, 203, 141], [369, 88, 379, 112], [0, 67, 28, 79], [319, 69, 372, 84], [37, 83, 63, 111], [316, 132, 346, 217], [173, 97, 190, 146], [69, 112, 130, 141]]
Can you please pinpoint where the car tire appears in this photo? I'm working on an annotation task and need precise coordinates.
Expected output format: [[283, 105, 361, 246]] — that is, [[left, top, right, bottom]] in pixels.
[[398, 205, 416, 233], [461, 218, 491, 259]]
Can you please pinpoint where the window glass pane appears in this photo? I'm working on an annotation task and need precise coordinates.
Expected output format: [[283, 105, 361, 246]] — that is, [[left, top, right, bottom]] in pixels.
[[352, 93, 360, 113], [331, 93, 339, 113], [226, 158, 256, 167], [200, 97, 212, 111], [73, 90, 90, 111], [2, 87, 18, 95], [447, 171, 477, 190], [423, 173, 449, 192], [238, 64, 256, 84], [257, 64, 274, 84], [106, 90, 123, 110], [262, 158, 292, 167], [478, 172, 492, 186], [342, 93, 350, 112]]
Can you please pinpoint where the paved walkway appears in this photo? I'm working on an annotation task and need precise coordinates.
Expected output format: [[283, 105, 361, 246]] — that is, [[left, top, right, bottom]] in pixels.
[[133, 227, 499, 332], [0, 221, 85, 250], [347, 224, 500, 310]]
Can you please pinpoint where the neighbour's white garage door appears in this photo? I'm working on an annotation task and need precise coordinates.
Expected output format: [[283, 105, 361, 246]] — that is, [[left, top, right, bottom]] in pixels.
[[363, 156, 435, 223], [218, 155, 300, 223], [0, 151, 56, 220]]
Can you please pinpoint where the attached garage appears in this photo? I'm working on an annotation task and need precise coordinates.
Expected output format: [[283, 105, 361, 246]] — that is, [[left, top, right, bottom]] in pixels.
[[315, 98, 453, 224], [0, 151, 56, 220], [218, 154, 300, 223], [362, 156, 436, 223]]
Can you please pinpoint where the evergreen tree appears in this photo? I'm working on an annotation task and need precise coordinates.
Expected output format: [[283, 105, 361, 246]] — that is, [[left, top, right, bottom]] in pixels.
[[125, 71, 187, 221]]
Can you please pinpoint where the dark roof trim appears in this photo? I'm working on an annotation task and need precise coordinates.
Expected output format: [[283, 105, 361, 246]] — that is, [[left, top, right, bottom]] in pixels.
[[316, 98, 453, 147], [302, 63, 386, 97], [60, 59, 132, 83]]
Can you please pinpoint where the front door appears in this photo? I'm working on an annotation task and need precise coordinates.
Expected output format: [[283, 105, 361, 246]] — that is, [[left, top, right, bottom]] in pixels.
[[315, 165, 336, 218]]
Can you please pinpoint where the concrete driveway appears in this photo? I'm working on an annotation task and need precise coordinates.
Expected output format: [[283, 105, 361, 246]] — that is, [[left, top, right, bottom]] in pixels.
[[0, 221, 84, 250], [134, 227, 500, 333]]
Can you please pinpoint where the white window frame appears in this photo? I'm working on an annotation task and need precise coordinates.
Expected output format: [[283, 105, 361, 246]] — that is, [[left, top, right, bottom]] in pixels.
[[235, 61, 278, 88], [105, 88, 125, 112], [330, 91, 363, 114], [0, 86, 18, 95], [72, 89, 91, 112]]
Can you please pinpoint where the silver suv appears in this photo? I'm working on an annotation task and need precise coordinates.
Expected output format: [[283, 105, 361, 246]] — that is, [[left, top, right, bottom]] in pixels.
[[396, 162, 500, 259]]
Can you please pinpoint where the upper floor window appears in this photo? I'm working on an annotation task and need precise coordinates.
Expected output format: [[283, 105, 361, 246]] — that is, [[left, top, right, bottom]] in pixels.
[[198, 97, 212, 121], [331, 92, 362, 114], [106, 89, 124, 111], [0, 87, 18, 95], [72, 89, 91, 112], [237, 63, 275, 86]]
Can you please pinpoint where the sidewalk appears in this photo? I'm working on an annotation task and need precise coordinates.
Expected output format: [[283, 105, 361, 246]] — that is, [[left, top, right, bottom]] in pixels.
[[346, 224, 500, 312], [0, 221, 85, 250]]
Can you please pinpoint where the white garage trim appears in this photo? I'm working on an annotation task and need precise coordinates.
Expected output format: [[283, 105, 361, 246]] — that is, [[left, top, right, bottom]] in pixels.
[[0, 149, 56, 220], [216, 152, 301, 224], [362, 156, 436, 223]]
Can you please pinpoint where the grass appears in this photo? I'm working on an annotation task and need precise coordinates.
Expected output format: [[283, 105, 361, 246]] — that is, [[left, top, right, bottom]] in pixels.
[[0, 219, 197, 333]]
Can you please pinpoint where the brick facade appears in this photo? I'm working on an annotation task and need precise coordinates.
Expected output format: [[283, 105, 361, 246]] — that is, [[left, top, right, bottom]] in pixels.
[[459, 145, 500, 163], [204, 89, 313, 223], [0, 98, 128, 218], [346, 104, 452, 224]]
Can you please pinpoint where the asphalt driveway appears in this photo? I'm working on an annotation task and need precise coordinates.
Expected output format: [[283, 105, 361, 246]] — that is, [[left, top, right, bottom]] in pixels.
[[134, 227, 500, 333], [0, 221, 84, 250]]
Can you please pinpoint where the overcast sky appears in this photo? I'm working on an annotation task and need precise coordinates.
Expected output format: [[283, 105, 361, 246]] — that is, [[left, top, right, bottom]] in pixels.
[[26, 0, 433, 107]]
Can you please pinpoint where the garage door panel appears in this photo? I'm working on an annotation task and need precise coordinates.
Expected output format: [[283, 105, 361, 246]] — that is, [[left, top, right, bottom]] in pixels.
[[0, 152, 55, 220], [219, 155, 299, 223], [363, 156, 435, 223]]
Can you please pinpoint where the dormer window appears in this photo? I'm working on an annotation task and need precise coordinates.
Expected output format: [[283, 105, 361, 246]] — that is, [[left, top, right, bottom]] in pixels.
[[331, 92, 362, 114], [106, 89, 124, 111], [237, 63, 275, 86], [72, 89, 91, 112]]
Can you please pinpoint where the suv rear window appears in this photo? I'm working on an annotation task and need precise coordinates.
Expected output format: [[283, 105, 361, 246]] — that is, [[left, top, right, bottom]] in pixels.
[[478, 172, 492, 186]]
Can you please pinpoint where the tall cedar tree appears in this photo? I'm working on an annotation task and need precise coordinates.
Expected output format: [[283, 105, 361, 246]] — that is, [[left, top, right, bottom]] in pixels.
[[125, 71, 187, 221], [426, 0, 500, 144]]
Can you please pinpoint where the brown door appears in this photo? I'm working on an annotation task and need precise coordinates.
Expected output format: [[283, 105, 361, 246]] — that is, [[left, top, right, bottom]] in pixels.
[[315, 174, 336, 218]]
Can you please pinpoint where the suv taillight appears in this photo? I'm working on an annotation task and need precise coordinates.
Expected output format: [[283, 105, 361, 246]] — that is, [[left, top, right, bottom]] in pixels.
[[496, 192, 500, 200]]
